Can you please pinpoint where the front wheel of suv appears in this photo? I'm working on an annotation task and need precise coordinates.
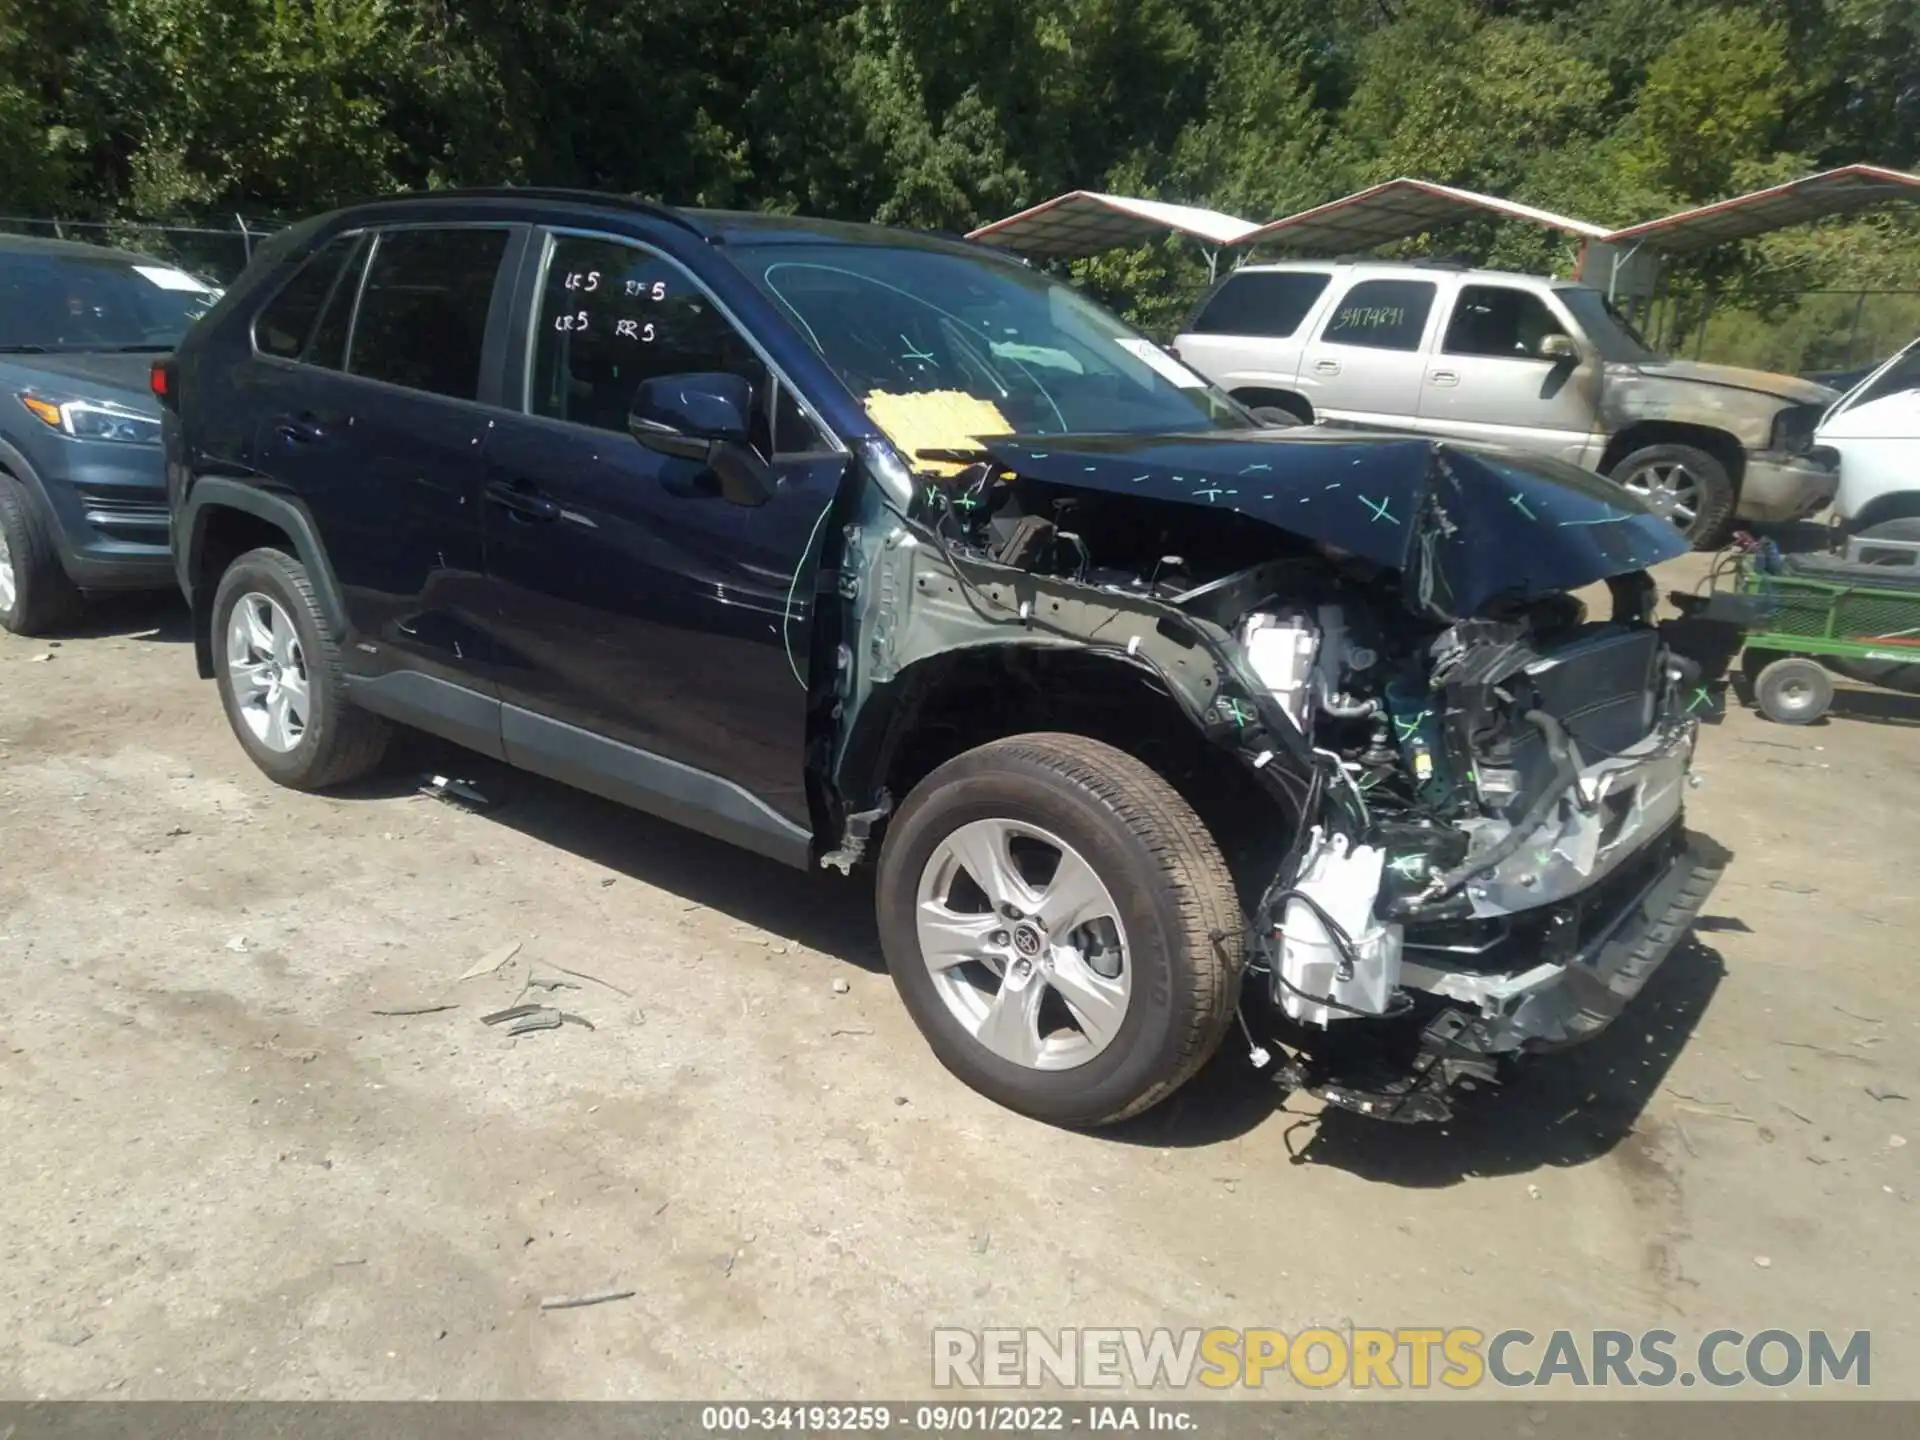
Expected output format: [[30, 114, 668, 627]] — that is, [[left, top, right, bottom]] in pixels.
[[1610, 443, 1737, 551], [0, 478, 83, 637], [875, 733, 1244, 1129], [211, 547, 391, 790]]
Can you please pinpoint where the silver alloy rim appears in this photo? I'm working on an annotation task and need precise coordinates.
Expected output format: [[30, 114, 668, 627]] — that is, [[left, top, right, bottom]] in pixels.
[[1619, 461, 1703, 531], [914, 818, 1132, 1072], [225, 592, 310, 754], [0, 524, 15, 612]]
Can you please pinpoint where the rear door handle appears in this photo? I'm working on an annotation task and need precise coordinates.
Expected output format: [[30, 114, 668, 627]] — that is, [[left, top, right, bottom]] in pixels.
[[1312, 359, 1341, 376], [1429, 370, 1460, 386], [274, 413, 324, 444], [484, 479, 562, 523]]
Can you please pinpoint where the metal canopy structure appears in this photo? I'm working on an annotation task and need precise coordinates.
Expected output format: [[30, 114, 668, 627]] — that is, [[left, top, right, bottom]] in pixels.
[[1599, 164, 1920, 253], [964, 191, 1260, 258], [1237, 177, 1611, 253]]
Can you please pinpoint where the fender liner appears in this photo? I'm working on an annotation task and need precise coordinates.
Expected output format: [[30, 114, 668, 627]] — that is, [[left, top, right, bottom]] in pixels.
[[177, 478, 351, 678]]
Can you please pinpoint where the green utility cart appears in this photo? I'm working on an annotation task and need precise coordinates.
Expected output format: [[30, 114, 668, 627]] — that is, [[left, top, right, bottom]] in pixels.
[[1708, 534, 1920, 724]]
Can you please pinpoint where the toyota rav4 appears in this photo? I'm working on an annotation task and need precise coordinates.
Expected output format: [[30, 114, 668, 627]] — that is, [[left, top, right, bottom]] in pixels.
[[162, 190, 1722, 1127]]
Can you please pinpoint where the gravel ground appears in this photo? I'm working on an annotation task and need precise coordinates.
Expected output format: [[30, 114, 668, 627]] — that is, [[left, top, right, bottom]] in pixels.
[[1, 557, 1915, 1400]]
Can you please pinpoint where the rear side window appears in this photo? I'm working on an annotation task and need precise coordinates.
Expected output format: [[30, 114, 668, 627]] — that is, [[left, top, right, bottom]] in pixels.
[[253, 234, 359, 359], [1320, 279, 1437, 351], [1189, 271, 1331, 337], [347, 228, 510, 400]]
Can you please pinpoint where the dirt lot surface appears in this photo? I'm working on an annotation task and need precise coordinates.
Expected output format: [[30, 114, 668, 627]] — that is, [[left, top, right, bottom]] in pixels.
[[2, 555, 1916, 1401]]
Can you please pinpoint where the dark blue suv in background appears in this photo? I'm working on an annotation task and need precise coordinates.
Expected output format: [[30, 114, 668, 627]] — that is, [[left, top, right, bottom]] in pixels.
[[0, 233, 222, 634], [162, 188, 1715, 1131]]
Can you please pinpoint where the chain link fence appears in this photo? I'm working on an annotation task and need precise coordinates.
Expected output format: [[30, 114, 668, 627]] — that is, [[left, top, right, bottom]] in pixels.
[[0, 214, 285, 285]]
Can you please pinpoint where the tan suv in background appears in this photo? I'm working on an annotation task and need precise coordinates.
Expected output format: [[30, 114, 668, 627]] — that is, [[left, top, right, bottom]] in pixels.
[[1173, 260, 1839, 548]]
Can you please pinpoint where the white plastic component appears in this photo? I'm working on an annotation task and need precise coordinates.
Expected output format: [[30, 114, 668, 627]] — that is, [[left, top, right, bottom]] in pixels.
[[1239, 611, 1319, 733], [1278, 828, 1403, 1027]]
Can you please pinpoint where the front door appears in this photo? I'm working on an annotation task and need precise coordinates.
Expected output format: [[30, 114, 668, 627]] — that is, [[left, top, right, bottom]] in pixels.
[[479, 230, 849, 862], [1415, 283, 1601, 465], [1296, 276, 1441, 425]]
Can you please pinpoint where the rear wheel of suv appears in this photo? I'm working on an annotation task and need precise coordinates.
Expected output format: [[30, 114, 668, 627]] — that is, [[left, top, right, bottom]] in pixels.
[[211, 547, 391, 790], [875, 733, 1243, 1128], [0, 478, 83, 637], [1610, 443, 1737, 551]]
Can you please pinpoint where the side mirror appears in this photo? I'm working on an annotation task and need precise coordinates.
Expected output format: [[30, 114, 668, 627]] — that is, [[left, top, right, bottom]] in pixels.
[[628, 372, 773, 506], [1538, 333, 1579, 364]]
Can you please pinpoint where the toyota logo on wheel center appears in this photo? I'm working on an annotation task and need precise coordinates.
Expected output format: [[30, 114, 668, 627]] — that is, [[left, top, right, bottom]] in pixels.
[[1012, 924, 1044, 957]]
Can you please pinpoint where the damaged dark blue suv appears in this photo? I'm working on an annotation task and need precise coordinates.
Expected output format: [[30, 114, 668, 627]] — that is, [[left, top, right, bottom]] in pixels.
[[164, 189, 1722, 1129]]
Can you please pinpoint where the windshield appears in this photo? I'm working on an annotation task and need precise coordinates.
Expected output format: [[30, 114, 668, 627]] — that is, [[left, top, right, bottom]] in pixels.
[[0, 249, 222, 353], [1555, 286, 1659, 364], [732, 243, 1251, 439]]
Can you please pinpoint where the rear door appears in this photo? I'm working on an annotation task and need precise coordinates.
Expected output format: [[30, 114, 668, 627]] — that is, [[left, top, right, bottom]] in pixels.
[[248, 223, 525, 731], [1172, 268, 1334, 402], [475, 227, 850, 859], [1415, 282, 1600, 464], [1295, 275, 1441, 424]]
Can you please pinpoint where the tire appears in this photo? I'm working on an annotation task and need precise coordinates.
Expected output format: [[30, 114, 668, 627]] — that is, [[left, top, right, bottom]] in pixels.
[[0, 477, 83, 637], [875, 733, 1244, 1128], [1753, 656, 1833, 725], [1832, 518, 1920, 695], [211, 547, 391, 789], [1609, 443, 1737, 551]]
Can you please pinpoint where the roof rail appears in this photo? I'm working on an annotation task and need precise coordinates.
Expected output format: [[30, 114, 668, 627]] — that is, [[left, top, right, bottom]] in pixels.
[[356, 186, 705, 236]]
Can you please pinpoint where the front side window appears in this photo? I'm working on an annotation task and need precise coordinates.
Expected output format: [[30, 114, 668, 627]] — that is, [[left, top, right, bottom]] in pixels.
[[1442, 285, 1570, 360], [1852, 342, 1920, 409], [1320, 279, 1437, 352], [1189, 271, 1332, 338], [347, 228, 510, 400], [728, 242, 1250, 438], [0, 248, 221, 354], [530, 236, 765, 435]]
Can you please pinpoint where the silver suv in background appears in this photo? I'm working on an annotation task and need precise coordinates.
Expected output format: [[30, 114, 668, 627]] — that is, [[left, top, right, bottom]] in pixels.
[[1173, 261, 1840, 548]]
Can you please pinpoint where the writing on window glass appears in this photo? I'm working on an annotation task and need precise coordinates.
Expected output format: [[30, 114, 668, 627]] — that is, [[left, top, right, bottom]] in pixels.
[[1333, 306, 1406, 333], [625, 279, 668, 301], [563, 270, 600, 293]]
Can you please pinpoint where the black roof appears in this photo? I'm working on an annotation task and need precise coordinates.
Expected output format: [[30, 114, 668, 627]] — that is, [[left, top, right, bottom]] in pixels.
[[309, 188, 1014, 261]]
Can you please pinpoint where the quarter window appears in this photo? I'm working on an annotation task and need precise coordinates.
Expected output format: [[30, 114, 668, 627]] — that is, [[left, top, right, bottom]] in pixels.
[[1319, 279, 1436, 352], [253, 234, 359, 360], [1189, 271, 1332, 338], [529, 235, 824, 454], [347, 228, 510, 400], [1442, 285, 1568, 360]]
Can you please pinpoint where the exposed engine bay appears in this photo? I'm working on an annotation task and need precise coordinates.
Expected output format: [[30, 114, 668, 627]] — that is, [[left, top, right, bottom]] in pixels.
[[830, 420, 1724, 1123]]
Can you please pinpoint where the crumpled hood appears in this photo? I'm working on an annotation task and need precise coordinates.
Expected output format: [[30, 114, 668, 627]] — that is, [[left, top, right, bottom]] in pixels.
[[976, 430, 1688, 617], [1618, 358, 1837, 408]]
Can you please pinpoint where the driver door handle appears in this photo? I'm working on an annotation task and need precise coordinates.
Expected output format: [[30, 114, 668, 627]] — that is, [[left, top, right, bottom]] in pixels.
[[1312, 359, 1341, 376], [1429, 370, 1460, 386], [484, 479, 561, 523], [274, 412, 324, 444]]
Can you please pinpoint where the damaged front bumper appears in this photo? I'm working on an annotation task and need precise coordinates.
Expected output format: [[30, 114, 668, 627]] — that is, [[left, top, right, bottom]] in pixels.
[[1308, 824, 1725, 1123]]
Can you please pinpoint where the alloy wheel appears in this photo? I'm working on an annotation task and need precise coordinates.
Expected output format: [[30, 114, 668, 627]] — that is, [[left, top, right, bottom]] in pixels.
[[1619, 460, 1703, 533], [225, 592, 311, 753], [914, 818, 1132, 1072]]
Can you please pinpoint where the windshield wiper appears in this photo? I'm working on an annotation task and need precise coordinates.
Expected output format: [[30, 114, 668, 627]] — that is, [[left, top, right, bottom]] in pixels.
[[0, 344, 54, 353], [103, 343, 174, 353]]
